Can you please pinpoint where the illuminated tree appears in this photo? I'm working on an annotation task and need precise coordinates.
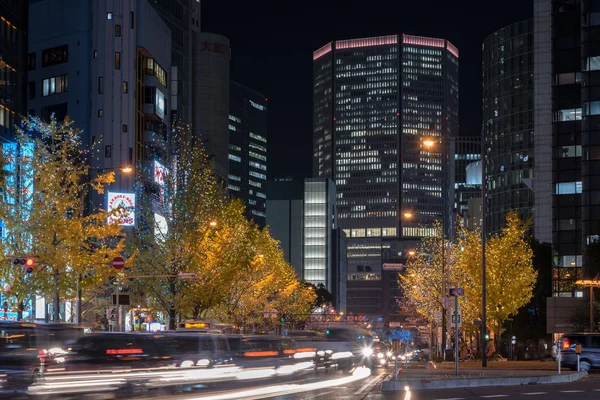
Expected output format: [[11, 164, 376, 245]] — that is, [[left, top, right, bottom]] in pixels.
[[0, 116, 125, 321], [399, 222, 446, 323], [127, 122, 226, 330], [128, 123, 311, 330], [454, 212, 536, 346]]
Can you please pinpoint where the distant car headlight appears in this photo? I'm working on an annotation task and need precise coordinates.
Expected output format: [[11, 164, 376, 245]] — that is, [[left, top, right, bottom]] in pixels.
[[387, 351, 393, 357], [362, 347, 374, 357], [377, 353, 384, 359]]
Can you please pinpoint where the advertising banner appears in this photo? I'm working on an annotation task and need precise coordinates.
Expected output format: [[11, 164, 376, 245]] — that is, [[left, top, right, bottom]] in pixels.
[[107, 192, 136, 226]]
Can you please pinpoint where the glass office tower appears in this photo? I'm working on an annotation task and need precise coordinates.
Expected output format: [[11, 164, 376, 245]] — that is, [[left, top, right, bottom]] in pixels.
[[313, 34, 459, 314], [482, 20, 535, 236], [228, 81, 268, 227]]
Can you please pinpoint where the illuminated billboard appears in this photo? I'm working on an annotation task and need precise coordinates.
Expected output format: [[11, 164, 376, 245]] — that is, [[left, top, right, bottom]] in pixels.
[[107, 192, 136, 226]]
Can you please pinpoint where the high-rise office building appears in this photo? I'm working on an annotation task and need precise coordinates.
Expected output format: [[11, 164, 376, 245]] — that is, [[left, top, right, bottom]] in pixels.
[[192, 32, 230, 180], [453, 137, 481, 231], [228, 81, 268, 226], [0, 0, 28, 141], [313, 34, 459, 314], [266, 178, 347, 312], [483, 19, 535, 236], [533, 0, 600, 296], [148, 0, 194, 123]]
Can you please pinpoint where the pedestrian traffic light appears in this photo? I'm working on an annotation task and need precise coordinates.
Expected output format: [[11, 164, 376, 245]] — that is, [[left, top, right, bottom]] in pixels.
[[280, 314, 286, 323], [12, 257, 34, 274]]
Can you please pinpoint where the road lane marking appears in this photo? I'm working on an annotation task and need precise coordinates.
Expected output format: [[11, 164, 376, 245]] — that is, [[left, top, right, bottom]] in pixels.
[[433, 398, 465, 400], [353, 371, 386, 395], [522, 393, 548, 396], [480, 396, 508, 398], [310, 391, 333, 398], [560, 390, 584, 393]]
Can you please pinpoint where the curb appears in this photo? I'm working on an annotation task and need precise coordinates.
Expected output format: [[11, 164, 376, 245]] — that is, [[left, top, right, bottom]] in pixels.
[[381, 371, 587, 391]]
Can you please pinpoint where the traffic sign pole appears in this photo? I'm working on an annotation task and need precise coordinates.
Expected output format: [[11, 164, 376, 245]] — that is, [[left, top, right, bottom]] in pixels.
[[455, 293, 459, 376]]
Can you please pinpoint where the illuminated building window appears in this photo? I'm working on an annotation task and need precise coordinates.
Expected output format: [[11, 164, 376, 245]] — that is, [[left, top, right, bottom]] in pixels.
[[42, 75, 68, 97], [555, 181, 582, 195]]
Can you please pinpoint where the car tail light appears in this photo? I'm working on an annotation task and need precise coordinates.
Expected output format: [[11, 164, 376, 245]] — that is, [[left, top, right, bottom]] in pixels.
[[562, 339, 570, 349]]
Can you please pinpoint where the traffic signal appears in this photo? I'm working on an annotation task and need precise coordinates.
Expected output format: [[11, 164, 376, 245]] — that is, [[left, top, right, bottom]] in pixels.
[[13, 257, 35, 274], [279, 314, 286, 323]]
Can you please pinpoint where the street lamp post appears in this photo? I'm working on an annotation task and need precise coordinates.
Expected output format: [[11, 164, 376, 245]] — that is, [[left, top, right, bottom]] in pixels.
[[421, 136, 485, 365]]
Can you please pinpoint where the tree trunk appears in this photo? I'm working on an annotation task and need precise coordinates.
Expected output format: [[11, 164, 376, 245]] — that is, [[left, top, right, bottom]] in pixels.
[[17, 300, 23, 321], [53, 268, 60, 322], [168, 308, 176, 330]]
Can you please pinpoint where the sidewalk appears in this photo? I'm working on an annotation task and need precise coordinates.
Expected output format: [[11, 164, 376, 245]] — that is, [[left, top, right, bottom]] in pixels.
[[381, 361, 585, 391], [433, 360, 558, 371]]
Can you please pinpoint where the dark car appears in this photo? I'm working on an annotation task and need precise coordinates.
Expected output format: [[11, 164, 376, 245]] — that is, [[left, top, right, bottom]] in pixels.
[[0, 322, 85, 386]]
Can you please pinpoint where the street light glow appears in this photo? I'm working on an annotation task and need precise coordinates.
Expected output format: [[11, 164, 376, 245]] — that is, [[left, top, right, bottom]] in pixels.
[[209, 220, 218, 228], [403, 212, 413, 219], [408, 250, 416, 257], [121, 165, 133, 173], [423, 139, 436, 148]]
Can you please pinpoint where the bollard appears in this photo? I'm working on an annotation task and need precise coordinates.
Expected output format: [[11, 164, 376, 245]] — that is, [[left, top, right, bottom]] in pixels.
[[577, 354, 580, 372], [557, 350, 561, 375]]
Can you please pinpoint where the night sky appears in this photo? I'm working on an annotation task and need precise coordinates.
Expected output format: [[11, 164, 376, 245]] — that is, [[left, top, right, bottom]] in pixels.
[[202, 0, 533, 179]]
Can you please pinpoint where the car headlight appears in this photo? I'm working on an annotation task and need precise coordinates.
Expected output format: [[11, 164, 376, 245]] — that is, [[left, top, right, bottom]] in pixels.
[[362, 347, 374, 357], [377, 353, 384, 359], [387, 351, 393, 357]]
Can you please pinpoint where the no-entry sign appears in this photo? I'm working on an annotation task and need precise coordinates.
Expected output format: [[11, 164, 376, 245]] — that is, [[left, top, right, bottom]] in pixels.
[[112, 256, 125, 270]]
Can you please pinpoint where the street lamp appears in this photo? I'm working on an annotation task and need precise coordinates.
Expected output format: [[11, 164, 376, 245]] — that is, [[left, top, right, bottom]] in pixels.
[[420, 135, 487, 367], [209, 220, 218, 229], [407, 250, 416, 257]]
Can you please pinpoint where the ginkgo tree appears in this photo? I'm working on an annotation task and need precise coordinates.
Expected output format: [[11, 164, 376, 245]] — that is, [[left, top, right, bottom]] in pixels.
[[127, 123, 226, 329], [128, 123, 311, 330], [452, 212, 536, 346], [401, 212, 536, 350], [0, 116, 125, 322]]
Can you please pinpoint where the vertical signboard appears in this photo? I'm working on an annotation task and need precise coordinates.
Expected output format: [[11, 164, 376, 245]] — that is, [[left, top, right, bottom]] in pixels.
[[107, 192, 136, 226]]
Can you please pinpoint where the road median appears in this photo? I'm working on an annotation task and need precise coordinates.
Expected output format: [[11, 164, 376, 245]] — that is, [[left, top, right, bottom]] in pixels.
[[381, 369, 587, 391]]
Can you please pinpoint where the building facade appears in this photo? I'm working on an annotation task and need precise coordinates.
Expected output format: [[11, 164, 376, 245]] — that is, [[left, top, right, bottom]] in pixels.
[[453, 137, 481, 231], [28, 0, 171, 202], [0, 0, 28, 141], [148, 0, 194, 123], [266, 178, 347, 312], [192, 32, 230, 181], [228, 81, 268, 226], [483, 19, 535, 235], [312, 34, 459, 314], [533, 0, 600, 296]]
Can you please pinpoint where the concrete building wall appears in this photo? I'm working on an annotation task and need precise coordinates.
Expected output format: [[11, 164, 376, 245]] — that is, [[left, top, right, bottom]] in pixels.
[[192, 32, 230, 180], [28, 0, 171, 201]]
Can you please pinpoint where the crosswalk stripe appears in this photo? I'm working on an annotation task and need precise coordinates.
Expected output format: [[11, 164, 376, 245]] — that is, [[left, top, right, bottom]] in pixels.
[[560, 390, 584, 393], [480, 396, 508, 398], [522, 393, 547, 396]]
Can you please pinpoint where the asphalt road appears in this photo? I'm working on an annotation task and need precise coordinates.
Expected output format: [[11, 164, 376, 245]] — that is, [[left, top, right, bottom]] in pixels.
[[278, 370, 600, 400], [4, 366, 598, 399]]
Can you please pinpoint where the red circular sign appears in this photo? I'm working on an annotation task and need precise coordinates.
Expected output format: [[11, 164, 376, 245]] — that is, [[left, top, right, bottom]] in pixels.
[[112, 256, 125, 270]]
